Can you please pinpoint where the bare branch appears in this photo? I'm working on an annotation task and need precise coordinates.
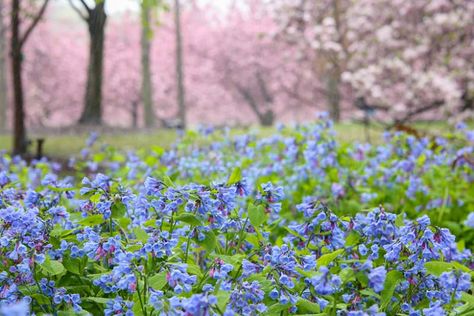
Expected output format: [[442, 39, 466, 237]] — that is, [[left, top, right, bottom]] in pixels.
[[20, 0, 50, 48], [68, 0, 89, 21], [78, 0, 92, 12], [388, 100, 444, 129]]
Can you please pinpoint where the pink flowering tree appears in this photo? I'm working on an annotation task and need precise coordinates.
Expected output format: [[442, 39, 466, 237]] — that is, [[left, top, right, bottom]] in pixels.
[[343, 0, 474, 123], [273, 0, 474, 123]]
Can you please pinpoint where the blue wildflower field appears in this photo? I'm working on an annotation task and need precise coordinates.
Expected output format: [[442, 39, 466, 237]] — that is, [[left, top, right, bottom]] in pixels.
[[1, 119, 473, 316]]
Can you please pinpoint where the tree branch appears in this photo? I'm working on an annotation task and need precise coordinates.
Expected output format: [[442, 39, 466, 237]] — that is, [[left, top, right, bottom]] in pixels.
[[68, 0, 89, 21], [388, 100, 444, 129], [20, 0, 50, 48], [233, 81, 264, 121], [78, 0, 92, 12], [256, 71, 273, 104]]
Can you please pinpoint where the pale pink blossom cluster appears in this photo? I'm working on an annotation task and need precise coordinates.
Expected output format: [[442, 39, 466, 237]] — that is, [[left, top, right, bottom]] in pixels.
[[273, 0, 474, 121]]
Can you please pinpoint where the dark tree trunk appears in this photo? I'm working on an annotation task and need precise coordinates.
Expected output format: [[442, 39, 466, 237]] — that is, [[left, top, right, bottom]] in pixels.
[[0, 0, 8, 131], [79, 2, 106, 125], [259, 110, 274, 126], [174, 0, 186, 129], [9, 0, 48, 155], [326, 69, 341, 122], [131, 100, 138, 128], [234, 82, 275, 127], [10, 0, 26, 155], [141, 0, 155, 128]]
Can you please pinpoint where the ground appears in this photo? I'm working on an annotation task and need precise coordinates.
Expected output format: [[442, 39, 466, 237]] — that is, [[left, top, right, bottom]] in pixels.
[[0, 121, 457, 158]]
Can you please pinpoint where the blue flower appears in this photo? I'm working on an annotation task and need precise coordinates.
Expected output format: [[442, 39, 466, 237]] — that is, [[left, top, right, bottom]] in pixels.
[[369, 266, 387, 293]]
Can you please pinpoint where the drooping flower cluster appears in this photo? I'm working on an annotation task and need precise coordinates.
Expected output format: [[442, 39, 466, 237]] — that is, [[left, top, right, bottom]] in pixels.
[[0, 120, 473, 315]]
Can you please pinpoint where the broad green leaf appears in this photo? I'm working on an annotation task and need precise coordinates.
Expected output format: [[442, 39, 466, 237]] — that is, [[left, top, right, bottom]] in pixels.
[[83, 297, 110, 304], [31, 293, 51, 305], [451, 262, 473, 275], [345, 231, 360, 246], [380, 270, 403, 310], [133, 227, 149, 243], [90, 192, 102, 203], [297, 298, 321, 313], [216, 291, 230, 312], [187, 263, 204, 278], [176, 213, 202, 226], [425, 261, 455, 276], [149, 271, 168, 290], [264, 303, 291, 315], [200, 230, 217, 252], [395, 213, 405, 227], [63, 256, 86, 275], [163, 175, 175, 187], [227, 167, 242, 185], [248, 204, 266, 227], [317, 249, 344, 267], [118, 217, 131, 229], [41, 259, 65, 276], [78, 214, 105, 226], [461, 292, 474, 305], [111, 202, 126, 218]]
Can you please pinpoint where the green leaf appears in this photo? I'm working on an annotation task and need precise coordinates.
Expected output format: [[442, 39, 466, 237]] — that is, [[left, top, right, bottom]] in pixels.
[[316, 249, 344, 267], [31, 293, 51, 305], [264, 303, 291, 315], [380, 270, 403, 310], [111, 202, 126, 218], [425, 261, 455, 276], [176, 213, 202, 226], [227, 167, 242, 185], [200, 230, 217, 252], [461, 293, 474, 305], [248, 204, 266, 227], [187, 263, 204, 278], [78, 214, 105, 226], [133, 227, 149, 243], [163, 175, 175, 187], [451, 262, 473, 275], [395, 213, 405, 227], [89, 192, 102, 203], [118, 217, 131, 229], [216, 291, 230, 312], [345, 231, 360, 246], [297, 298, 321, 313], [83, 297, 110, 304], [41, 259, 65, 276], [149, 271, 168, 290], [63, 256, 85, 275]]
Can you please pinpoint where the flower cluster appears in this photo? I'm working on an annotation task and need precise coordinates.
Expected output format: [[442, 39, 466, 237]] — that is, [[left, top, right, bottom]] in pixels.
[[0, 120, 473, 315]]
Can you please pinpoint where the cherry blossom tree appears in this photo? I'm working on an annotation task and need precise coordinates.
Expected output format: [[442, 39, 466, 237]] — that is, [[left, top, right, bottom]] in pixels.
[[21, 2, 321, 128], [343, 0, 474, 123], [273, 0, 352, 122], [69, 0, 107, 125], [0, 0, 7, 130], [10, 0, 50, 155], [273, 0, 474, 123]]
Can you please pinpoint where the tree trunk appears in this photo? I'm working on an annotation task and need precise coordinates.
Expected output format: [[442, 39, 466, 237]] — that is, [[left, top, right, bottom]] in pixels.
[[174, 0, 186, 129], [131, 100, 138, 128], [79, 2, 106, 125], [11, 0, 27, 155], [259, 110, 274, 126], [326, 68, 341, 122], [141, 0, 155, 128], [0, 0, 8, 131]]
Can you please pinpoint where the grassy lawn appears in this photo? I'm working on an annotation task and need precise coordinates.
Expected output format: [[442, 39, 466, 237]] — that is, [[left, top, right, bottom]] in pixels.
[[0, 121, 456, 158]]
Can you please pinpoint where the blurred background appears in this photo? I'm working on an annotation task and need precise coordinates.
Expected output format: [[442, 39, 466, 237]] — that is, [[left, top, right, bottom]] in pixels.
[[0, 0, 473, 155]]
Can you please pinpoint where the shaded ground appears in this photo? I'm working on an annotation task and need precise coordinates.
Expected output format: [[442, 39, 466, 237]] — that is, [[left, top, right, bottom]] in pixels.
[[0, 121, 457, 158]]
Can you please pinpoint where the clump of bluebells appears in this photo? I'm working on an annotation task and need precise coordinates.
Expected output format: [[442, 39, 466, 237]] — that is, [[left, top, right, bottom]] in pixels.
[[0, 119, 473, 315]]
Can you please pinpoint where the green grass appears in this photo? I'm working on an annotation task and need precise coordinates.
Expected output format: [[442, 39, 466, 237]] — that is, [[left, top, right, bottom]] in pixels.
[[0, 122, 456, 158]]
